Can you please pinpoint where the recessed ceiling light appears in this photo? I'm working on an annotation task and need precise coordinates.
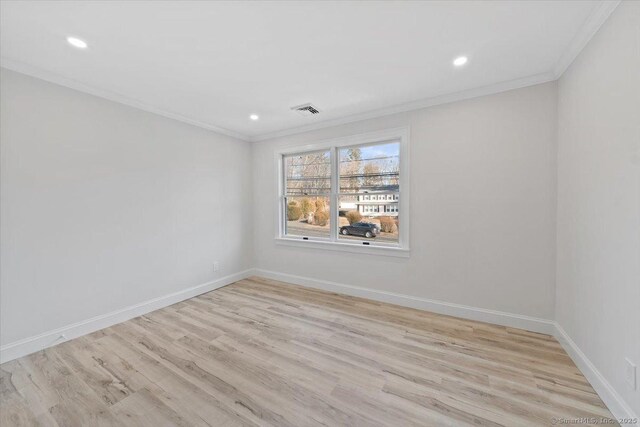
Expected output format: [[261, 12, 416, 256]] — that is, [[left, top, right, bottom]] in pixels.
[[453, 56, 468, 67], [250, 114, 259, 121], [67, 37, 88, 49]]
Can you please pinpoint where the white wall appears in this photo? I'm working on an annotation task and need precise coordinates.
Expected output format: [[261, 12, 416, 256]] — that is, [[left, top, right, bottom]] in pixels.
[[252, 82, 558, 320], [0, 3, 637, 415], [556, 1, 640, 416], [0, 69, 253, 347]]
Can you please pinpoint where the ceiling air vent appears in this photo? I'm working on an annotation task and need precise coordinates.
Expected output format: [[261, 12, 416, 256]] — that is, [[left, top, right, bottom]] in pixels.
[[291, 103, 321, 116]]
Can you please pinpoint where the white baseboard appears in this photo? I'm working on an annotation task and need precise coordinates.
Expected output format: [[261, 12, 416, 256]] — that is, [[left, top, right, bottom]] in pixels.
[[253, 269, 636, 419], [251, 268, 555, 335], [0, 269, 253, 364], [3, 267, 633, 421], [553, 323, 638, 421]]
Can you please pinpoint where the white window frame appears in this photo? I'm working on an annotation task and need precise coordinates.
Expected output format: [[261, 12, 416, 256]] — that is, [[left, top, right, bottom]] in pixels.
[[274, 127, 410, 257]]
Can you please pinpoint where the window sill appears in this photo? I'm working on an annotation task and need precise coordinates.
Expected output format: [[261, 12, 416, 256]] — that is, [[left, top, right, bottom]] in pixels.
[[274, 237, 410, 258]]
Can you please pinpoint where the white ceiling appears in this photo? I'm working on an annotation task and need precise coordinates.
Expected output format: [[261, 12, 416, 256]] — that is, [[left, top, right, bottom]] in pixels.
[[0, 1, 618, 141]]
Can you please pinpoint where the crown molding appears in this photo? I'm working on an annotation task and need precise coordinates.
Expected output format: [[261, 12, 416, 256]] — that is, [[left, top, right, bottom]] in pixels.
[[251, 0, 620, 143], [1, 56, 553, 144], [1, 0, 619, 143], [249, 71, 557, 142], [552, 0, 621, 78], [0, 58, 251, 142]]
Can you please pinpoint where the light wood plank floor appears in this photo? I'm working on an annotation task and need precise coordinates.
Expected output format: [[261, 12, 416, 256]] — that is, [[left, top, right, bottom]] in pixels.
[[1, 276, 614, 426]]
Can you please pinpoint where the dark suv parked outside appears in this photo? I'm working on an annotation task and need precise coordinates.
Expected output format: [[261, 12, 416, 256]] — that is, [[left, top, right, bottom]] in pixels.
[[339, 222, 380, 238]]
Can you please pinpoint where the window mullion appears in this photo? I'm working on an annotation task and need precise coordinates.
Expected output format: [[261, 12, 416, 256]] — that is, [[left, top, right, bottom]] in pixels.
[[280, 155, 287, 237], [330, 146, 338, 242]]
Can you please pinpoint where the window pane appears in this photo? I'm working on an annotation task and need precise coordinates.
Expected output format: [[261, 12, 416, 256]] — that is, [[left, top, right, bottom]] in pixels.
[[285, 196, 331, 239], [339, 141, 399, 193], [284, 150, 331, 195], [338, 194, 399, 244]]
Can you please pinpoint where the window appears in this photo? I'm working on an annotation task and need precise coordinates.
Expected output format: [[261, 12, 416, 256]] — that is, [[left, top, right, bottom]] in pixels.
[[277, 128, 409, 255], [282, 150, 331, 239]]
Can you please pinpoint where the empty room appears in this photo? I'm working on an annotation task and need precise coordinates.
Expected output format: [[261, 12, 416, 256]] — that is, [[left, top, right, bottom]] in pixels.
[[1, 0, 638, 425]]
